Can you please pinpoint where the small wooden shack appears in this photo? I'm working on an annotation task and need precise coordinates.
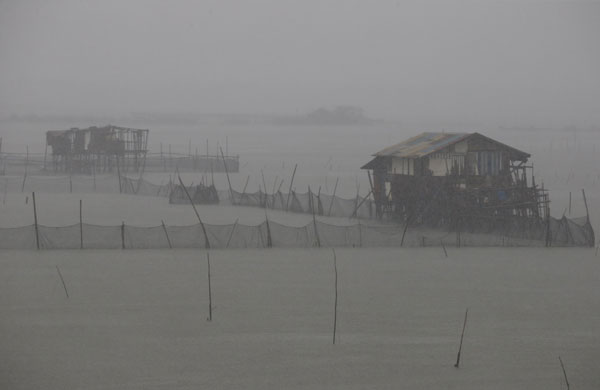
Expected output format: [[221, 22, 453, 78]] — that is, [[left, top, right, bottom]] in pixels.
[[46, 125, 149, 174], [362, 132, 549, 230]]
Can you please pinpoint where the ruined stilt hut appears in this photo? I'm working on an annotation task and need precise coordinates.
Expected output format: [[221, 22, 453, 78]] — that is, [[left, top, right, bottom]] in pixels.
[[362, 132, 549, 232], [46, 125, 149, 174]]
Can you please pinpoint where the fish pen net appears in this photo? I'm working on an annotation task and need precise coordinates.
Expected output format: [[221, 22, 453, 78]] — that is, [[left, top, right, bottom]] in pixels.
[[0, 214, 594, 250], [1, 175, 595, 248]]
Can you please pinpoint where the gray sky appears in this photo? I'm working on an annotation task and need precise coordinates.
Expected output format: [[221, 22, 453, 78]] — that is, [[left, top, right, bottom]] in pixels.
[[1, 0, 598, 126]]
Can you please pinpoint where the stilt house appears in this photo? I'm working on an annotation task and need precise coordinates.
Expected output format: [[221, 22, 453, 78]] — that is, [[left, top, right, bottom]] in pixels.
[[362, 132, 549, 229]]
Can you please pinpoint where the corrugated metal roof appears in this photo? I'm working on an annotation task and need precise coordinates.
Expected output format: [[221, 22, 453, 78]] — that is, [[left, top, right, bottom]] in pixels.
[[374, 132, 470, 158]]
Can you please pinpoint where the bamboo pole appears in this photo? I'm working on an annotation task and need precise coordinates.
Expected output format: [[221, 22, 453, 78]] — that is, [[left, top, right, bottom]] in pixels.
[[239, 175, 250, 204], [21, 148, 28, 193], [358, 221, 362, 247], [220, 147, 235, 205], [271, 175, 279, 201], [328, 177, 339, 217], [160, 142, 164, 172], [226, 218, 239, 249], [441, 240, 448, 257], [558, 356, 570, 390], [56, 265, 69, 298], [116, 155, 122, 193], [135, 149, 148, 194], [3, 178, 7, 205], [121, 221, 125, 249], [350, 190, 373, 218], [367, 170, 375, 218], [332, 248, 338, 345], [178, 175, 210, 249], [207, 252, 212, 321], [312, 189, 321, 248], [79, 199, 83, 249], [276, 179, 285, 208], [285, 164, 297, 212], [43, 141, 48, 171], [317, 186, 323, 215], [261, 170, 268, 208], [400, 215, 410, 247], [264, 211, 273, 248], [32, 192, 39, 250], [454, 308, 469, 368], [582, 188, 590, 224], [161, 220, 172, 249]]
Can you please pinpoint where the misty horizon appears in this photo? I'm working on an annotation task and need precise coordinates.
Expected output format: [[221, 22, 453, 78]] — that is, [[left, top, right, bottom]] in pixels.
[[1, 0, 599, 129]]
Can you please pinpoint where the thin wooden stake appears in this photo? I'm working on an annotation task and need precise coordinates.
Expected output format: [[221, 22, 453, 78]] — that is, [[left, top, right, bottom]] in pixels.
[[3, 178, 7, 205], [264, 211, 273, 248], [21, 169, 27, 193], [261, 169, 269, 208], [161, 220, 172, 249], [32, 192, 40, 250], [207, 252, 213, 321], [350, 190, 372, 218], [358, 221, 362, 247], [121, 221, 125, 249], [178, 175, 210, 249], [311, 189, 321, 248], [558, 356, 570, 390], [69, 174, 73, 193], [226, 218, 239, 248], [328, 177, 339, 216], [285, 164, 297, 211], [240, 175, 250, 204], [271, 175, 279, 200], [454, 308, 469, 368], [332, 248, 338, 345], [43, 141, 48, 171], [116, 155, 122, 193], [400, 215, 411, 247], [441, 241, 448, 257], [79, 199, 83, 249], [55, 265, 69, 298], [582, 188, 590, 224], [220, 147, 235, 205]]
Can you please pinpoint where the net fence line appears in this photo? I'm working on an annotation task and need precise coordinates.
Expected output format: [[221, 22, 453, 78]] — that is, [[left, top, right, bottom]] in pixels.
[[1, 174, 375, 219], [0, 215, 593, 250], [1, 174, 595, 248]]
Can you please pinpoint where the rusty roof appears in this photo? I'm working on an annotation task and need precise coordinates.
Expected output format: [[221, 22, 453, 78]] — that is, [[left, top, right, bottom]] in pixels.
[[374, 132, 470, 158], [372, 132, 530, 160]]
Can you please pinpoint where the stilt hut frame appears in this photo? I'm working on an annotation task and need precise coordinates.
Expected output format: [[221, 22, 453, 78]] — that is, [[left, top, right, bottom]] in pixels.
[[46, 125, 149, 174], [362, 132, 550, 232]]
